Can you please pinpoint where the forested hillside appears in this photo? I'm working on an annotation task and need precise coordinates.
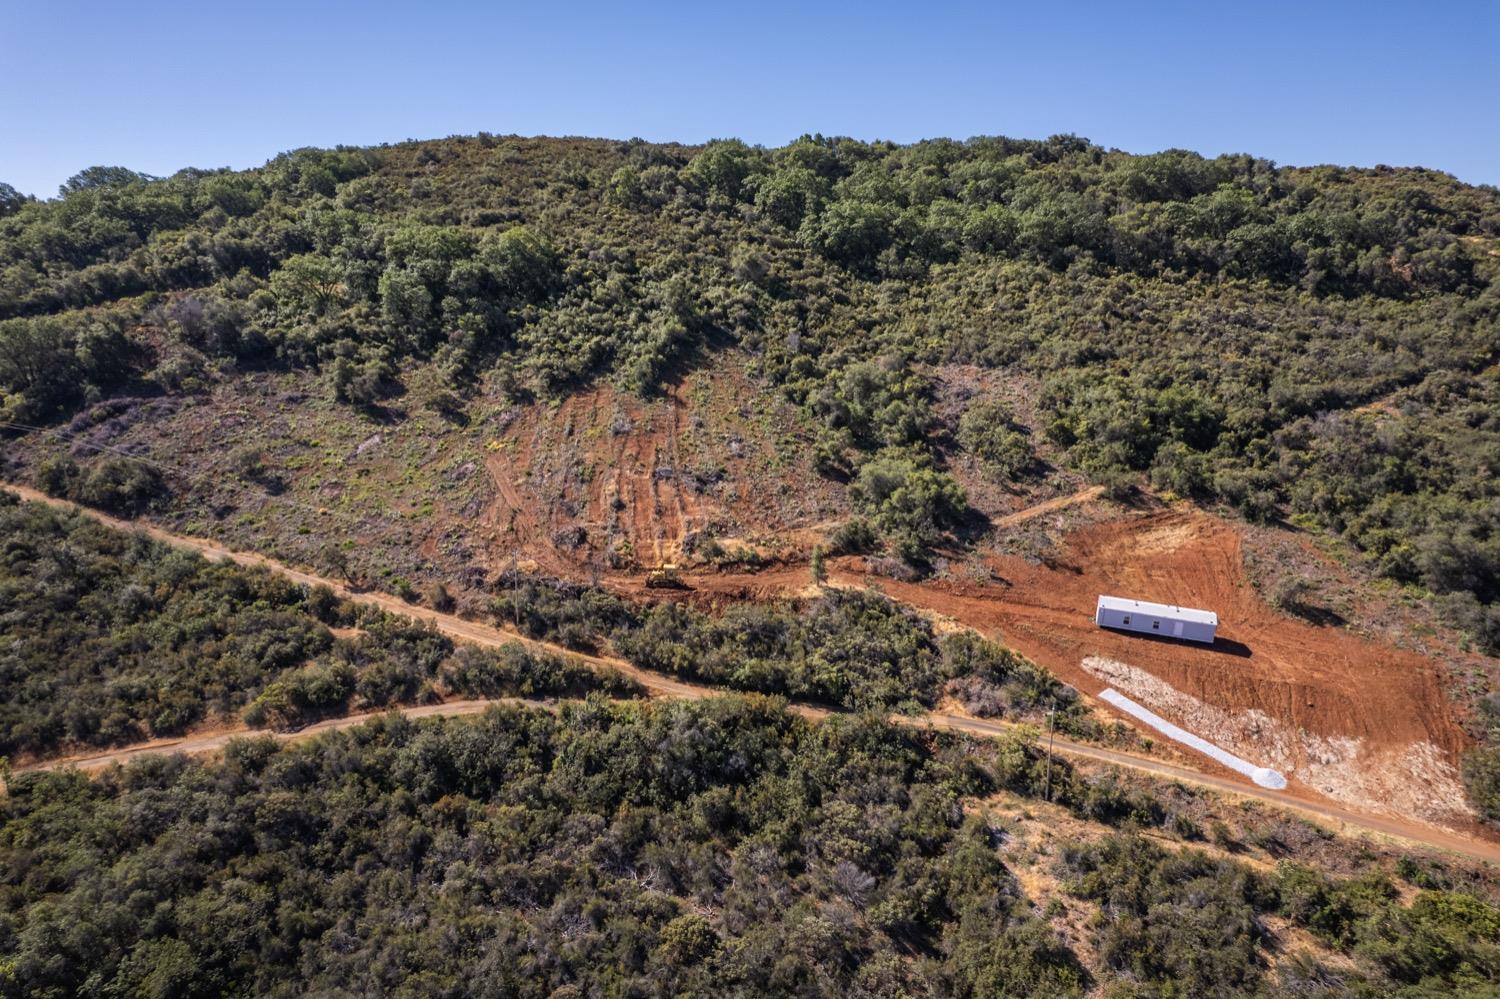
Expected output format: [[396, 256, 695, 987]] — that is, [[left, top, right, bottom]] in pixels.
[[2, 134, 1499, 647], [4, 135, 1500, 989]]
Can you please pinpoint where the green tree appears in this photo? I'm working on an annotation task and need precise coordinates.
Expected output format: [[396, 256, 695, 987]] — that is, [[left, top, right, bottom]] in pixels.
[[269, 254, 346, 317], [851, 451, 969, 558], [0, 182, 27, 217], [58, 165, 155, 195]]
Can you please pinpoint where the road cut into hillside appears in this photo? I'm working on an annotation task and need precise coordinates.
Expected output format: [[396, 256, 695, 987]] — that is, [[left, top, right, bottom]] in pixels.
[[5, 481, 1497, 866]]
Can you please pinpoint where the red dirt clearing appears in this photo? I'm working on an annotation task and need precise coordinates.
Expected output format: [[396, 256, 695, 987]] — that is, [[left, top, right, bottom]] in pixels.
[[609, 504, 1475, 828], [855, 509, 1473, 819], [482, 371, 843, 575]]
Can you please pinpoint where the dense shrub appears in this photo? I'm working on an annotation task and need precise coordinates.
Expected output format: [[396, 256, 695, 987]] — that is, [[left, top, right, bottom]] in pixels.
[[0, 500, 638, 754], [0, 702, 1091, 998], [957, 398, 1038, 481], [616, 589, 941, 709], [1, 699, 1490, 998], [612, 586, 1074, 719], [1059, 835, 1269, 995], [849, 450, 969, 561], [1461, 696, 1500, 823]]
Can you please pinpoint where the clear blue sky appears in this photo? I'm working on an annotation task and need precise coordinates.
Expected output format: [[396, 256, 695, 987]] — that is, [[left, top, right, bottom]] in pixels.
[[2, 0, 1496, 198]]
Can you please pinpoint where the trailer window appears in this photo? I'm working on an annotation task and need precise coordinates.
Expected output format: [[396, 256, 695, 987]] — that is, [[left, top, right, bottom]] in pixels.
[[1152, 620, 1160, 630], [1122, 615, 1130, 625]]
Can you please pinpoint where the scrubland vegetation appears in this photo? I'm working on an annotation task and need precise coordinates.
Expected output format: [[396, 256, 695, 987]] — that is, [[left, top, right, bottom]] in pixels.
[[3, 133, 1500, 990], [0, 495, 638, 758], [2, 700, 1497, 997], [1, 135, 1496, 645], [492, 572, 1093, 728]]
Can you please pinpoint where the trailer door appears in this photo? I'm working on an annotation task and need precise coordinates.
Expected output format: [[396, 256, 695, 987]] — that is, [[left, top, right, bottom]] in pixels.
[[1173, 620, 1183, 638]]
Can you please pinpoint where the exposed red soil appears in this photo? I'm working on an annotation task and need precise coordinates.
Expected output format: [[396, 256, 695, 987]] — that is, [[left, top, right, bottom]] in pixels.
[[581, 503, 1476, 827], [488, 383, 709, 569], [991, 484, 1105, 528], [482, 370, 843, 575], [890, 509, 1464, 759]]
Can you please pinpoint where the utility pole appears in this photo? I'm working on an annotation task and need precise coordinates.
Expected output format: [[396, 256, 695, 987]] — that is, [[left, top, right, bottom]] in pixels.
[[505, 548, 521, 631], [1043, 696, 1056, 803]]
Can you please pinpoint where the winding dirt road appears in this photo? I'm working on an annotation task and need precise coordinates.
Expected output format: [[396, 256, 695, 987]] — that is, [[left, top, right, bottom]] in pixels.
[[5, 483, 1499, 865]]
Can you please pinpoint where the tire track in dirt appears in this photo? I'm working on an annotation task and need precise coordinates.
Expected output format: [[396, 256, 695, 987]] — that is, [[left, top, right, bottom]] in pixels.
[[992, 485, 1105, 527], [5, 482, 1498, 865], [480, 372, 841, 575]]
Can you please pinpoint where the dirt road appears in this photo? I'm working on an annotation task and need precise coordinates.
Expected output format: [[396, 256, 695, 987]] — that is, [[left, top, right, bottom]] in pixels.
[[22, 685, 1499, 865], [19, 698, 550, 774], [5, 483, 1498, 865], [991, 484, 1105, 527]]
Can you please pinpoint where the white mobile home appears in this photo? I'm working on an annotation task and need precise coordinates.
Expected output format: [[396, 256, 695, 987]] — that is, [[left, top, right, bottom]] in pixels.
[[1095, 595, 1217, 644]]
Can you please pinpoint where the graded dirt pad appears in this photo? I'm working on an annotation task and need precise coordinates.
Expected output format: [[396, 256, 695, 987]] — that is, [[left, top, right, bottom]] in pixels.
[[853, 507, 1475, 827]]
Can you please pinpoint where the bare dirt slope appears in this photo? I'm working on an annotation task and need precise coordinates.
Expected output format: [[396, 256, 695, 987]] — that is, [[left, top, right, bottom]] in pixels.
[[840, 507, 1475, 825], [483, 368, 844, 574]]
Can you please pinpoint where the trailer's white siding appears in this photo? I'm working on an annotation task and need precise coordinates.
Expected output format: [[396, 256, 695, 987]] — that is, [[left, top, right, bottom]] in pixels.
[[1094, 595, 1217, 644]]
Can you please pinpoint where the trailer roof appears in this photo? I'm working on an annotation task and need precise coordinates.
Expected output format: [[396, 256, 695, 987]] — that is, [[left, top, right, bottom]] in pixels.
[[1096, 594, 1217, 626]]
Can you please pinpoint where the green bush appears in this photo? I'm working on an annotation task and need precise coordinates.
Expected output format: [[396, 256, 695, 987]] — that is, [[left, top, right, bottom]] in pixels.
[[850, 451, 969, 559], [828, 515, 879, 554], [958, 399, 1037, 481], [71, 457, 168, 515], [1461, 696, 1500, 823]]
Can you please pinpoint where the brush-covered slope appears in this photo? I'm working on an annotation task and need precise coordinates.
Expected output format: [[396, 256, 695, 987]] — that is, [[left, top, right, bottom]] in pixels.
[[3, 133, 1500, 817]]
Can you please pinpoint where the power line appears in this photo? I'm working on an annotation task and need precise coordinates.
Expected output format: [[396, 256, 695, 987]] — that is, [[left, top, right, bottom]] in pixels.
[[0, 418, 185, 478], [0, 416, 350, 529]]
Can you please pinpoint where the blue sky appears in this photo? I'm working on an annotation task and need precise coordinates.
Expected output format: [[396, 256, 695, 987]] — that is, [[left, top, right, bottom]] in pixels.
[[2, 0, 1496, 198]]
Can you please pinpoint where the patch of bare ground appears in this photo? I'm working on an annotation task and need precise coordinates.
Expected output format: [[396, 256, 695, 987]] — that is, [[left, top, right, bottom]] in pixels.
[[1260, 915, 1362, 985], [1241, 518, 1499, 732], [966, 793, 1103, 974], [1081, 655, 1475, 829], [843, 505, 1479, 832], [481, 360, 845, 575]]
